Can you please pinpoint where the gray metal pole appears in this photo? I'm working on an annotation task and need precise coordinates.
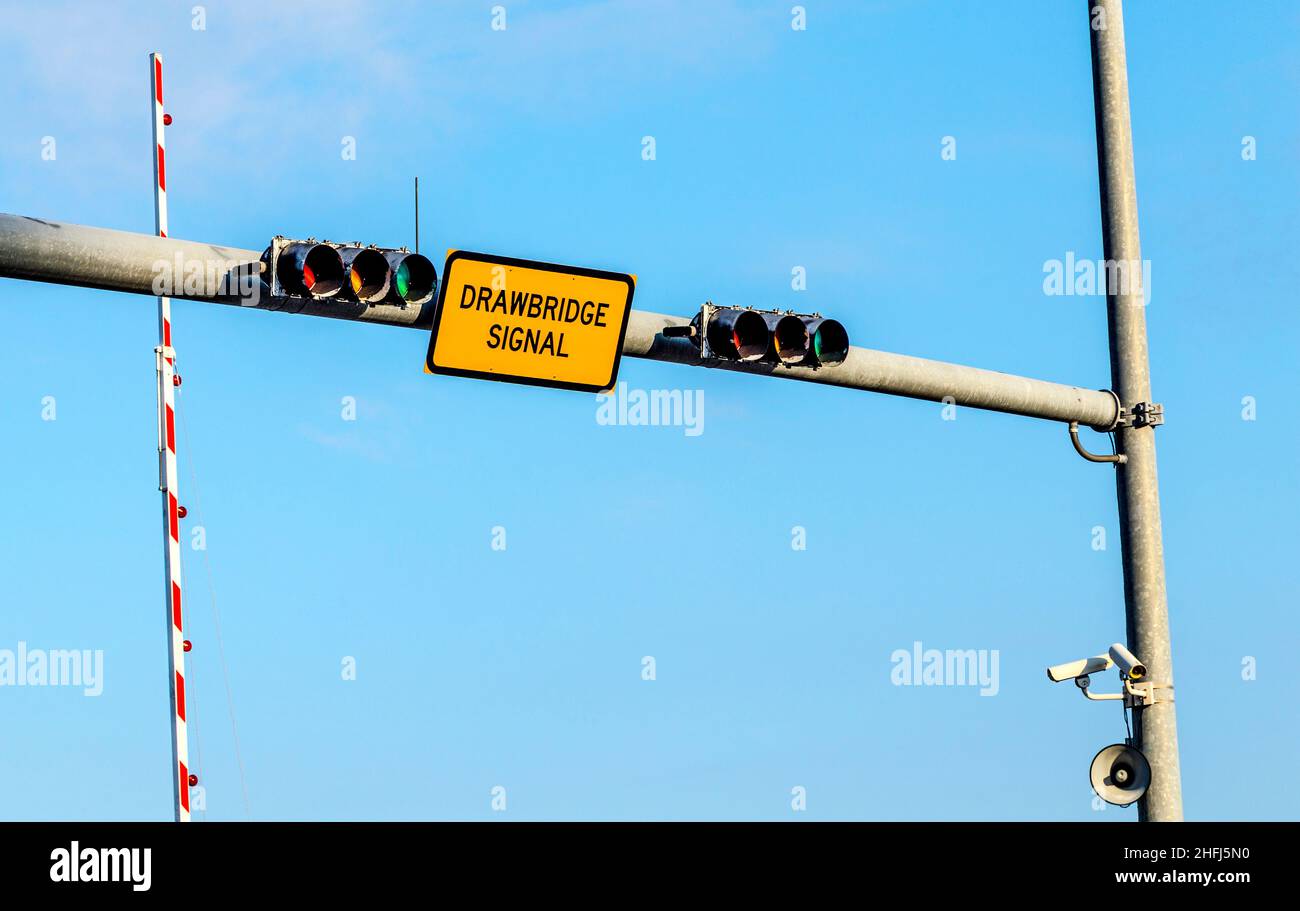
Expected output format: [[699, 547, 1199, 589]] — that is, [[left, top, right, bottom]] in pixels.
[[0, 213, 1120, 430], [1088, 0, 1183, 821]]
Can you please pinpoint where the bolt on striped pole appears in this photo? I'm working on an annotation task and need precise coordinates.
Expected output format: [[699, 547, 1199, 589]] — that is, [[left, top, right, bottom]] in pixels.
[[150, 51, 191, 823]]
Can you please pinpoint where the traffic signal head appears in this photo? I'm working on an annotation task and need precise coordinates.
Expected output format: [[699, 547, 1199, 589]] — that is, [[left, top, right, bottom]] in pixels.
[[686, 305, 850, 368], [276, 241, 344, 298], [338, 246, 391, 304], [384, 251, 437, 307], [705, 307, 769, 361], [267, 238, 437, 308], [804, 316, 849, 366]]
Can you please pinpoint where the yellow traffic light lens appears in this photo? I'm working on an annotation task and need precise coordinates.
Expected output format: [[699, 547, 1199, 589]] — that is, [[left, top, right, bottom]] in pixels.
[[770, 314, 809, 365]]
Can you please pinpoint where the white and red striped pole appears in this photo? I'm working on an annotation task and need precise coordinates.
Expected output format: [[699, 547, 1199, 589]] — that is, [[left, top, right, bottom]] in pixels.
[[150, 51, 192, 823]]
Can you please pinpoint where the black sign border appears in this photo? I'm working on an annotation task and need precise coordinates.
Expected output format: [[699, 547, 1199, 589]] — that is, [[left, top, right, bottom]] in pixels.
[[425, 250, 636, 394]]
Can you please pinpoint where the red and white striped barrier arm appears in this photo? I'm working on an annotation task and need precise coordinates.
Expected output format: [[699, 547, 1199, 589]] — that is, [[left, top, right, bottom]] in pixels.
[[150, 51, 191, 823]]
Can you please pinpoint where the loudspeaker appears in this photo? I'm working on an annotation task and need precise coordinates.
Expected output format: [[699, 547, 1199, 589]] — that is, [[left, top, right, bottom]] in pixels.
[[1089, 743, 1151, 806]]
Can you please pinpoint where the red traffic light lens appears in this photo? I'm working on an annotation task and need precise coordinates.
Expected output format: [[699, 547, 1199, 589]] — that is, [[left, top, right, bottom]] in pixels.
[[707, 308, 769, 361], [277, 242, 344, 298]]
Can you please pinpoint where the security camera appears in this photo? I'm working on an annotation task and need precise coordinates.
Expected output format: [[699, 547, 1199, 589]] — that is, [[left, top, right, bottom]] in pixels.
[[1046, 653, 1114, 683], [1108, 643, 1146, 681]]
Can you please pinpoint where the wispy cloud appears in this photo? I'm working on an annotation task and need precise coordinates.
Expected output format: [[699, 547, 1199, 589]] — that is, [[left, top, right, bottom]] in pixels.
[[296, 422, 395, 464]]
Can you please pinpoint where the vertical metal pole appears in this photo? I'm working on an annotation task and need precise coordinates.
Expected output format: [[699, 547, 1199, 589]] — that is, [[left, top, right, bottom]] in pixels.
[[150, 52, 191, 823], [414, 176, 420, 254], [1087, 0, 1183, 821]]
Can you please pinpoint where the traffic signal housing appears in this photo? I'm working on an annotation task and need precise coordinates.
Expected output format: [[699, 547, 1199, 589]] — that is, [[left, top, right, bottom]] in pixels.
[[673, 303, 850, 369], [384, 250, 437, 307], [704, 306, 769, 362], [274, 241, 344, 299], [264, 237, 437, 309], [338, 246, 391, 304], [803, 315, 849, 366], [761, 312, 811, 365]]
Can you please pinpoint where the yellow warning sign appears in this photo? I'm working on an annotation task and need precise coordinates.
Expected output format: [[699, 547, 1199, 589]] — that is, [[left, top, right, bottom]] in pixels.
[[425, 251, 635, 393]]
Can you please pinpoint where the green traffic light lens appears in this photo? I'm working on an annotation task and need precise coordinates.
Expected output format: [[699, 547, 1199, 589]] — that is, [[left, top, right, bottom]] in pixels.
[[387, 253, 435, 304], [811, 319, 849, 365], [395, 261, 411, 299]]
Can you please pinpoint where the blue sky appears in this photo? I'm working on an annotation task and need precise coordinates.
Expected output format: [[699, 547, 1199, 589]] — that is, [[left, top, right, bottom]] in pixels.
[[0, 0, 1296, 820]]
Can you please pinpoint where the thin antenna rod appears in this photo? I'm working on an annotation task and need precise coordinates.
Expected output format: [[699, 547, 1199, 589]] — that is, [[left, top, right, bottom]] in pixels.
[[414, 176, 420, 254]]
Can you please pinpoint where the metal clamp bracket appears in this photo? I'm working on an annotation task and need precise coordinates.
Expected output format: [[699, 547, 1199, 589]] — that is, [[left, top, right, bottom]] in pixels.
[[1124, 680, 1174, 708], [1077, 676, 1172, 707], [1118, 401, 1164, 429]]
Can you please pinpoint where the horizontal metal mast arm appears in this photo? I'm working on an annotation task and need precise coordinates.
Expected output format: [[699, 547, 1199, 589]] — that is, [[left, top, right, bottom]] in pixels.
[[624, 310, 1117, 428], [0, 213, 1119, 428], [0, 213, 259, 303], [0, 214, 427, 326]]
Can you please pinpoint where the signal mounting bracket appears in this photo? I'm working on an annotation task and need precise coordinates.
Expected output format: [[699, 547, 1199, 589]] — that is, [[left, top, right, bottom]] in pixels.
[[698, 301, 717, 363], [265, 235, 291, 299]]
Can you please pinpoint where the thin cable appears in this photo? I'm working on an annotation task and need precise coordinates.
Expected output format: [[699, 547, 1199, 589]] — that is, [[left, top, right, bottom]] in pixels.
[[176, 388, 253, 819], [1121, 687, 1133, 744], [1070, 421, 1127, 464]]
